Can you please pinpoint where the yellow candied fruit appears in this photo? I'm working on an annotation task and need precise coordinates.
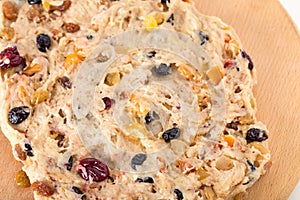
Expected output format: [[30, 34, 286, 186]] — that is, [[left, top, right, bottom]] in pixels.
[[224, 134, 235, 147], [42, 0, 51, 11], [15, 170, 31, 188], [145, 15, 158, 31], [23, 64, 42, 76], [30, 89, 49, 105], [104, 72, 121, 86], [0, 27, 15, 40], [63, 53, 82, 70], [18, 86, 27, 99], [196, 168, 210, 180], [207, 66, 223, 85]]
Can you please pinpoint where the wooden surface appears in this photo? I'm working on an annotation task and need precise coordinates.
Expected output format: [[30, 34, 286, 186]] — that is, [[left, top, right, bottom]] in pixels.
[[1, 0, 299, 199]]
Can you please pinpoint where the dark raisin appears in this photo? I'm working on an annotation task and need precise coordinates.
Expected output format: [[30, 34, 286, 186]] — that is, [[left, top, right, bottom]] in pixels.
[[59, 76, 72, 89], [197, 30, 209, 45], [86, 35, 93, 40], [145, 111, 157, 124], [81, 195, 87, 200], [136, 177, 154, 183], [226, 121, 239, 131], [154, 63, 171, 76], [166, 13, 174, 25], [247, 160, 256, 172], [102, 97, 114, 111], [77, 158, 109, 182], [0, 46, 25, 70], [8, 106, 30, 125], [72, 186, 83, 194], [36, 33, 51, 52], [27, 0, 42, 4], [174, 188, 184, 200], [26, 151, 34, 157], [65, 156, 73, 171], [246, 128, 268, 143], [241, 50, 254, 70], [24, 143, 32, 151], [131, 153, 147, 170], [161, 0, 170, 11], [146, 51, 156, 58], [162, 127, 180, 142]]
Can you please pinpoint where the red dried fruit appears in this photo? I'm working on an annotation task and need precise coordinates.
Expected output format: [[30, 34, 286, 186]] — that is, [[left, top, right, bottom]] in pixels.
[[77, 158, 109, 182], [0, 46, 25, 70], [224, 60, 235, 68], [102, 97, 114, 111], [31, 181, 55, 196]]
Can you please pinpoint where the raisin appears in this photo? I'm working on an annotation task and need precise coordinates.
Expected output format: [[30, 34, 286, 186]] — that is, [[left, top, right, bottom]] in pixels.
[[31, 181, 55, 197], [65, 156, 74, 171], [226, 121, 239, 131], [174, 189, 184, 200], [72, 186, 83, 194], [2, 1, 18, 21], [246, 128, 268, 143], [81, 195, 87, 200], [36, 33, 51, 52], [102, 97, 114, 111], [15, 144, 27, 161], [27, 151, 34, 157], [146, 51, 156, 58], [0, 46, 25, 70], [59, 76, 72, 89], [15, 170, 31, 188], [247, 160, 256, 172], [166, 13, 174, 25], [24, 143, 32, 151], [198, 30, 209, 45], [86, 35, 93, 40], [27, 0, 42, 4], [8, 106, 30, 125], [49, 0, 71, 12], [154, 63, 171, 76], [162, 127, 180, 142], [136, 177, 154, 183], [77, 158, 109, 182], [145, 111, 157, 124], [131, 153, 147, 170], [241, 50, 254, 70], [65, 22, 80, 33], [161, 0, 170, 11]]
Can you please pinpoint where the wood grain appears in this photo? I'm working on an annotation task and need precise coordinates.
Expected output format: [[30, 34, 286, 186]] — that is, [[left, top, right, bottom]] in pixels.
[[1, 0, 299, 199]]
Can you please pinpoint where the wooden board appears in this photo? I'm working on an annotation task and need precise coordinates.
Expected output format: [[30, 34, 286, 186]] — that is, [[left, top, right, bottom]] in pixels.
[[1, 0, 299, 199]]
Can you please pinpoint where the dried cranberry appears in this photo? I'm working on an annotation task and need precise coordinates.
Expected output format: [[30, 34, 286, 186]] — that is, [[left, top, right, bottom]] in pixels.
[[246, 128, 268, 143], [36, 34, 51, 52], [102, 97, 114, 111], [174, 189, 184, 200], [77, 158, 109, 182], [224, 60, 235, 68], [8, 106, 30, 125], [131, 153, 147, 170], [0, 46, 25, 70], [162, 127, 180, 142], [136, 177, 154, 183], [241, 50, 254, 70]]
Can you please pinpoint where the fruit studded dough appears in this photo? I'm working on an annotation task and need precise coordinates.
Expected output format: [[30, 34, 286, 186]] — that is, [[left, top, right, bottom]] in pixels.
[[0, 0, 270, 199]]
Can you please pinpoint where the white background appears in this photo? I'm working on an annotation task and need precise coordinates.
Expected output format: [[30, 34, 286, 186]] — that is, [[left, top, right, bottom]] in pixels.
[[278, 1, 300, 200]]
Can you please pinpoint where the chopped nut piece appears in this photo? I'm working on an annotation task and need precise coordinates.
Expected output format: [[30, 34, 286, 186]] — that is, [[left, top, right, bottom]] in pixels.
[[15, 144, 27, 161], [27, 7, 40, 21], [65, 22, 80, 33], [2, 1, 18, 21]]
